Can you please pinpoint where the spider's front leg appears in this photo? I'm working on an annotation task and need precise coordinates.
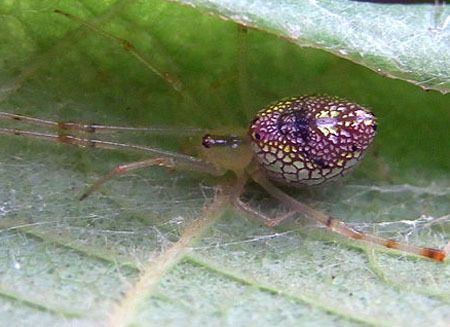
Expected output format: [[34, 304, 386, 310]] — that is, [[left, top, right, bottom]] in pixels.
[[0, 111, 226, 200]]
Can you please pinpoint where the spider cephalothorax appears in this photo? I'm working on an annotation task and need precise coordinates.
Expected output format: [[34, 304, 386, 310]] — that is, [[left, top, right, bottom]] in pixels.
[[249, 96, 377, 185]]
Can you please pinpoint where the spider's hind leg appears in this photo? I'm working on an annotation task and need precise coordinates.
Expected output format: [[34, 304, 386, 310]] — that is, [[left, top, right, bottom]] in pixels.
[[248, 167, 448, 262]]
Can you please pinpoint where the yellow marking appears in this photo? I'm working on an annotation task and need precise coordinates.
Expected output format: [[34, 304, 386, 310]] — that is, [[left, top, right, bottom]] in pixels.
[[330, 110, 340, 117], [317, 126, 330, 136], [337, 159, 344, 167], [318, 125, 338, 136], [317, 110, 330, 118], [283, 145, 291, 153]]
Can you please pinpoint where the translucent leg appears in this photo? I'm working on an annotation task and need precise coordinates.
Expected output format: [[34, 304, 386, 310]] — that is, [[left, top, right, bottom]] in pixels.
[[0, 111, 204, 136], [234, 198, 297, 227], [0, 122, 225, 197], [0, 109, 206, 159], [248, 167, 448, 261], [237, 24, 251, 120], [53, 9, 199, 108], [79, 156, 225, 200], [0, 125, 212, 165]]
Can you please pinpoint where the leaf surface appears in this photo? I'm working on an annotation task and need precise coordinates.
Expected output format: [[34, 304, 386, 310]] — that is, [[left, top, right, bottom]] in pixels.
[[0, 1, 449, 326], [173, 0, 450, 93]]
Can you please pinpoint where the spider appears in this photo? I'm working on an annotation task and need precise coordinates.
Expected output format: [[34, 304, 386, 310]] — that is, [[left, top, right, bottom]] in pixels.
[[0, 9, 448, 262]]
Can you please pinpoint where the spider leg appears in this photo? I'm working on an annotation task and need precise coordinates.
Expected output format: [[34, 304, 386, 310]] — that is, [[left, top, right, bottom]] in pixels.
[[237, 24, 251, 120], [248, 167, 448, 262], [0, 126, 225, 197], [79, 156, 225, 200], [79, 158, 174, 200], [234, 198, 297, 227], [53, 9, 193, 102], [0, 126, 207, 163], [0, 111, 204, 136]]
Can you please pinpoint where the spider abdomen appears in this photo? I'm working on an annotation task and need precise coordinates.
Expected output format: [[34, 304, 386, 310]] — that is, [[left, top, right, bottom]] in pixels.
[[249, 95, 377, 185]]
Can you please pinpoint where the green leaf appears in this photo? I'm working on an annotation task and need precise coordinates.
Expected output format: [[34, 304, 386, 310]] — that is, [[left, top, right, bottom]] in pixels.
[[174, 0, 450, 93], [0, 1, 449, 326]]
